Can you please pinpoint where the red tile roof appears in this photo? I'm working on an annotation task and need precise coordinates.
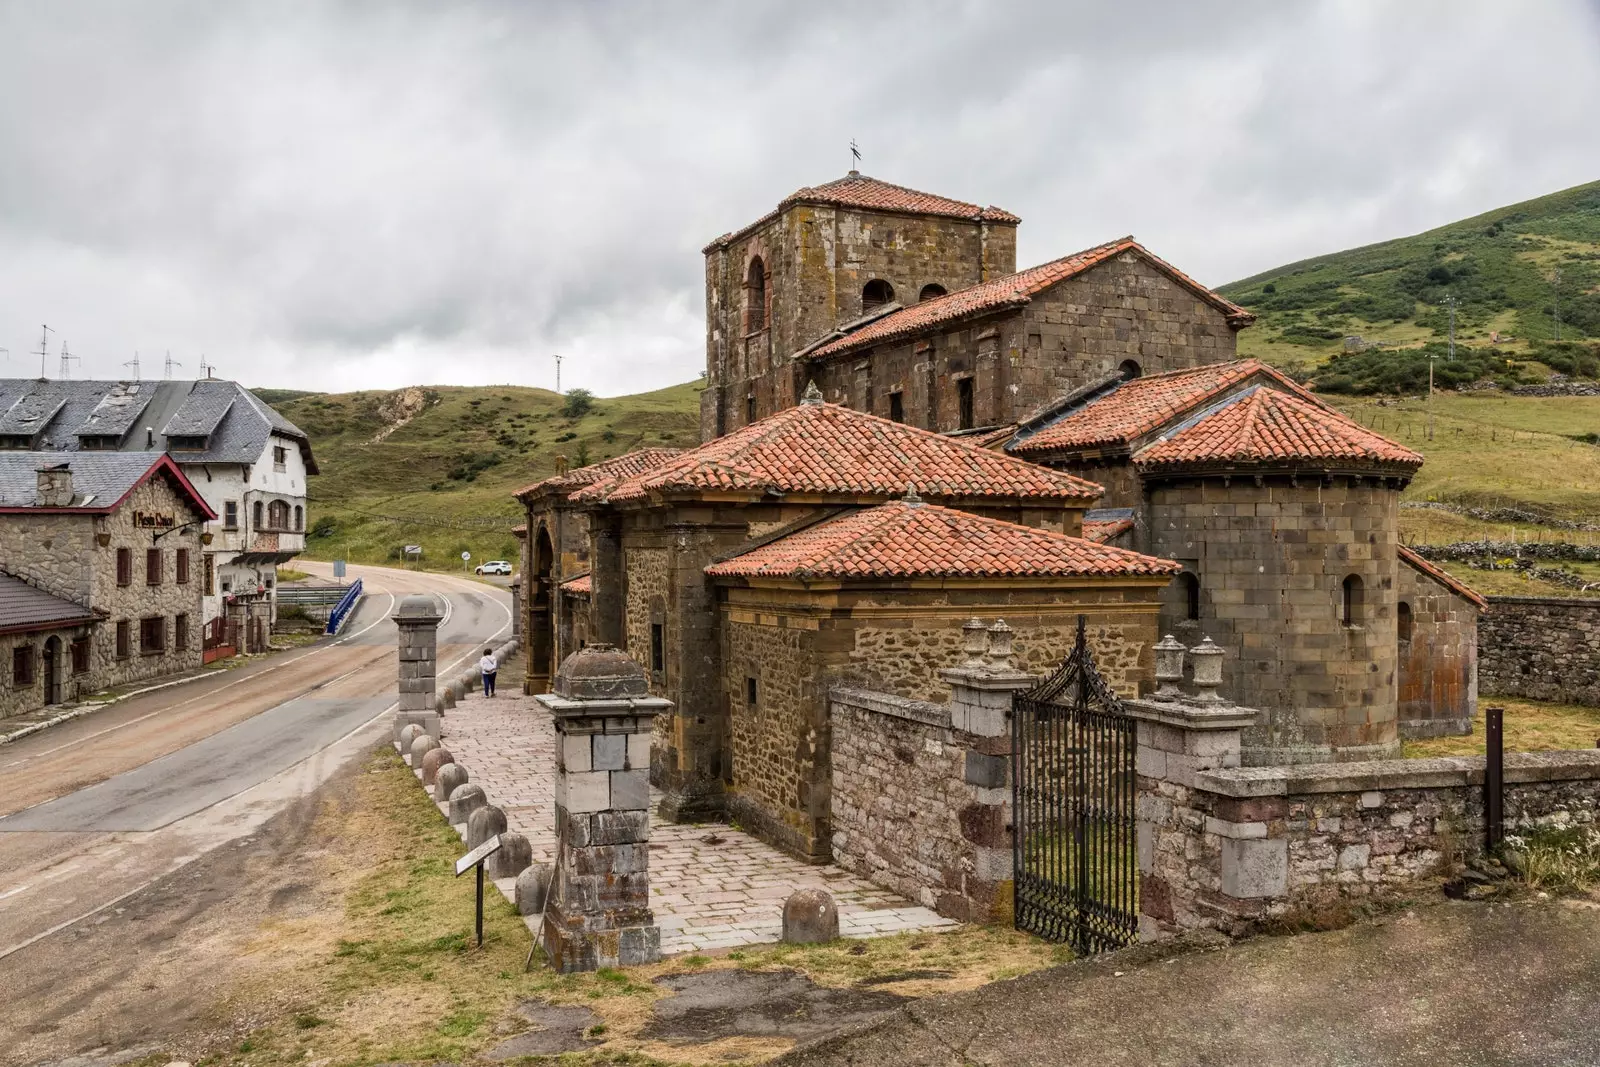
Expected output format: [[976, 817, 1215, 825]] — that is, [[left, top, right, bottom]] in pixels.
[[573, 398, 1103, 506], [705, 172, 1018, 252], [514, 447, 683, 500], [705, 501, 1180, 581], [1082, 518, 1135, 544], [1398, 546, 1488, 609], [807, 238, 1253, 361], [560, 573, 592, 596], [1011, 360, 1319, 457], [1134, 386, 1424, 472]]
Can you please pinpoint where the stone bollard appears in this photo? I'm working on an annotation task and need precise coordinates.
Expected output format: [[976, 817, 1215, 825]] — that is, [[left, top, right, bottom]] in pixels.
[[515, 862, 553, 916], [409, 734, 440, 768], [421, 747, 454, 787], [441, 688, 456, 710], [398, 723, 424, 756], [491, 832, 533, 879], [782, 888, 839, 944], [392, 594, 443, 740], [467, 804, 508, 849], [435, 762, 469, 804], [448, 783, 487, 825], [536, 644, 671, 972]]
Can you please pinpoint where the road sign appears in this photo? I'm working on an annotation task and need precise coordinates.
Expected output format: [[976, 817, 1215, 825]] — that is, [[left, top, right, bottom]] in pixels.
[[461, 551, 471, 561], [333, 559, 346, 579], [456, 833, 503, 948]]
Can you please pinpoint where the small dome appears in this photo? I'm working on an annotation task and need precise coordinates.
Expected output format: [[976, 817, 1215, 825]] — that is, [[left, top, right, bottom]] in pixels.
[[553, 643, 649, 700], [395, 593, 441, 618]]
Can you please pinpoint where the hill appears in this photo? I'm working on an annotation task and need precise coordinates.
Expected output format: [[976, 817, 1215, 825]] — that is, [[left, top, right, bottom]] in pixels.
[[278, 380, 703, 567], [1218, 179, 1600, 379]]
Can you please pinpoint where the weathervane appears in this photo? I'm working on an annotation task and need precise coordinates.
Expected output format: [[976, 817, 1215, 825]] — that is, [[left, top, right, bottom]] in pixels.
[[850, 139, 861, 173]]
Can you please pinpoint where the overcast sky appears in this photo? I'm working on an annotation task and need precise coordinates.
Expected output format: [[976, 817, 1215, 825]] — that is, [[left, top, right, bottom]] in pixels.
[[2, 1, 1598, 396]]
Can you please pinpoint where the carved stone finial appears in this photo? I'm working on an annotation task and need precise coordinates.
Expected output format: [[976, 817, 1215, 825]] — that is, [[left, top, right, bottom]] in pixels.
[[902, 482, 923, 506], [1151, 634, 1187, 702], [800, 380, 824, 405], [962, 618, 988, 667], [986, 620, 1015, 668], [1188, 635, 1228, 705], [555, 454, 570, 475]]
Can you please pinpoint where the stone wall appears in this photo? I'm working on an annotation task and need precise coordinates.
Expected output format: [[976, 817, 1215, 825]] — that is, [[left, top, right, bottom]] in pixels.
[[829, 686, 1013, 923], [1479, 596, 1600, 706], [1395, 559, 1479, 737], [0, 622, 95, 718]]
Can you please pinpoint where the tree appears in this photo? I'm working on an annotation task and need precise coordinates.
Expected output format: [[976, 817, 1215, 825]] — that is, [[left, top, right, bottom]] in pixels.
[[562, 388, 595, 418]]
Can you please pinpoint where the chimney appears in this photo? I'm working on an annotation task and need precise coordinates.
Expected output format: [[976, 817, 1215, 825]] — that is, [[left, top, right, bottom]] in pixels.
[[36, 463, 73, 507]]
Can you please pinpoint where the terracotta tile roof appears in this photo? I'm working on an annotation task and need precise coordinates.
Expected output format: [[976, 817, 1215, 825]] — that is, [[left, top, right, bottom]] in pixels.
[[705, 172, 1018, 252], [807, 238, 1254, 361], [560, 573, 592, 596], [1082, 518, 1135, 544], [1133, 386, 1424, 472], [1011, 360, 1319, 457], [961, 425, 1019, 450], [514, 447, 682, 500], [573, 398, 1103, 506], [1398, 546, 1488, 609], [705, 500, 1180, 581]]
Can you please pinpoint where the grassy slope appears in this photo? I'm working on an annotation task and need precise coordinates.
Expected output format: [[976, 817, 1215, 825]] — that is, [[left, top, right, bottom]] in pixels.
[[1218, 179, 1600, 376], [279, 380, 703, 566]]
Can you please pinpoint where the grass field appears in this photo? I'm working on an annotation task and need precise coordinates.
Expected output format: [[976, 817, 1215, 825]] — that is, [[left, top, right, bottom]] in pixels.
[[1404, 697, 1600, 758]]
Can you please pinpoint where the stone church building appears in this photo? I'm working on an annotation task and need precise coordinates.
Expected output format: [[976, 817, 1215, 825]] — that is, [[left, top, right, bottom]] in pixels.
[[519, 171, 1482, 863]]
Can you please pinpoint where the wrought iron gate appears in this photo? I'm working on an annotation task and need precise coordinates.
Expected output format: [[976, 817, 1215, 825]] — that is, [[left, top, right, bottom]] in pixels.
[[1012, 616, 1139, 954]]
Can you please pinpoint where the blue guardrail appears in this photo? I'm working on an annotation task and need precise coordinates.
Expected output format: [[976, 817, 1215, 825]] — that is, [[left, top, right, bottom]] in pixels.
[[325, 579, 363, 635]]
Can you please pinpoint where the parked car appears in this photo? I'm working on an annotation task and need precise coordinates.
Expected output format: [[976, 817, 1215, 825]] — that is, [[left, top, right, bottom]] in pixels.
[[475, 560, 513, 576]]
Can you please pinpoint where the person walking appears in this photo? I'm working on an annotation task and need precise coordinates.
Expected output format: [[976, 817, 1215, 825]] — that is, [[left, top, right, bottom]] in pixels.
[[479, 647, 498, 698]]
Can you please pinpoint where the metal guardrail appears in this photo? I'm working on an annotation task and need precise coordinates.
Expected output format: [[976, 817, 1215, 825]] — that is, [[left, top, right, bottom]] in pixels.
[[278, 586, 351, 607], [325, 579, 364, 635]]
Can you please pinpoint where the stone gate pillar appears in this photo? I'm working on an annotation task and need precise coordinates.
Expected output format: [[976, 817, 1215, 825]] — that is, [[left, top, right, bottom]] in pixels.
[[535, 644, 671, 972], [393, 594, 443, 742]]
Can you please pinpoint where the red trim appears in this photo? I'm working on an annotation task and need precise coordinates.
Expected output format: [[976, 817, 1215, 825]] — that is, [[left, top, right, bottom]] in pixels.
[[0, 454, 217, 520]]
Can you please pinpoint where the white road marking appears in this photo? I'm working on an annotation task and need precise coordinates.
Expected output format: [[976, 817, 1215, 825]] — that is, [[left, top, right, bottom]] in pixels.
[[0, 885, 29, 902]]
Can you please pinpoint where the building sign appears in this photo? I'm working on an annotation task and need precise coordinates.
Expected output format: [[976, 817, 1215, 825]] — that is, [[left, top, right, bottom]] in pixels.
[[133, 511, 177, 530]]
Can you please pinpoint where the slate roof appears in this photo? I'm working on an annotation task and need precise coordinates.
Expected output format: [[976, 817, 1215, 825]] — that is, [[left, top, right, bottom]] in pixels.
[[1398, 546, 1489, 609], [1133, 386, 1424, 472], [705, 172, 1018, 253], [0, 379, 317, 474], [0, 573, 95, 636], [1010, 360, 1317, 457], [806, 238, 1254, 361], [514, 447, 683, 500], [0, 452, 215, 516], [705, 500, 1180, 581], [573, 398, 1103, 507]]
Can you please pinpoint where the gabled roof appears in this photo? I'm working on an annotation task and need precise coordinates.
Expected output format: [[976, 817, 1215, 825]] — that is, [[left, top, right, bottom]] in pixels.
[[0, 452, 217, 518], [1133, 386, 1423, 473], [1083, 518, 1135, 544], [1398, 546, 1489, 609], [704, 171, 1018, 253], [705, 500, 1179, 581], [560, 573, 592, 596], [162, 380, 236, 436], [0, 572, 96, 636], [514, 447, 683, 501], [76, 383, 153, 438], [573, 396, 1103, 507], [1010, 360, 1319, 457], [806, 237, 1254, 361]]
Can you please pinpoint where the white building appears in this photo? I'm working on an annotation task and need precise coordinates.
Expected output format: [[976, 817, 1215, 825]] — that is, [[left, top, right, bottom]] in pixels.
[[0, 378, 318, 635]]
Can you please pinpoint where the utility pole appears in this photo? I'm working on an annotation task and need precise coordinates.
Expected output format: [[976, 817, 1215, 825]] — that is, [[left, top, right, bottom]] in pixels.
[[58, 342, 80, 379], [124, 351, 141, 381], [164, 351, 182, 379], [1552, 269, 1562, 342], [1445, 294, 1456, 362], [553, 353, 563, 393], [1427, 354, 1435, 441], [35, 325, 53, 379]]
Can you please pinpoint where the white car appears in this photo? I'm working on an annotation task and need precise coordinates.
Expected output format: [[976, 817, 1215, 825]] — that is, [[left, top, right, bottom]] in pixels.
[[474, 560, 513, 576]]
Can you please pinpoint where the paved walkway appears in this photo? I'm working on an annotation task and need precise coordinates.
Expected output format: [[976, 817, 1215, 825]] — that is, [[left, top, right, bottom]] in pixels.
[[423, 683, 956, 955]]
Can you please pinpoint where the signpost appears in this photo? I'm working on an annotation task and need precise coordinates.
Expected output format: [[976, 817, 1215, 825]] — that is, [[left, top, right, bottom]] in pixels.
[[455, 834, 502, 948], [333, 559, 346, 580], [461, 550, 471, 574]]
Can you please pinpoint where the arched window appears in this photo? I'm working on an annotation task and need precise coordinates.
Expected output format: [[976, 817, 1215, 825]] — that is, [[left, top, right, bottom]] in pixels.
[[1178, 572, 1201, 620], [1342, 574, 1364, 626], [918, 283, 947, 302], [294, 505, 304, 531], [862, 279, 895, 311], [267, 499, 289, 530], [1398, 601, 1413, 643], [744, 257, 767, 333], [1119, 359, 1143, 380], [252, 500, 264, 529]]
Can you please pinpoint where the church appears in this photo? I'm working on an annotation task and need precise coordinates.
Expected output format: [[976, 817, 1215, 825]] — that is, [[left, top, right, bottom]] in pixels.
[[518, 171, 1481, 860]]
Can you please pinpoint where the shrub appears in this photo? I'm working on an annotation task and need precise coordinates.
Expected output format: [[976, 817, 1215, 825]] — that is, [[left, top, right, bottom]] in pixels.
[[1308, 343, 1520, 395], [1505, 825, 1600, 892], [562, 389, 595, 418], [309, 515, 337, 539]]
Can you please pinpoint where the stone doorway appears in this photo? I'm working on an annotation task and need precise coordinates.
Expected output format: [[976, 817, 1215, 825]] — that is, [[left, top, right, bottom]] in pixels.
[[41, 635, 62, 705], [528, 525, 555, 692]]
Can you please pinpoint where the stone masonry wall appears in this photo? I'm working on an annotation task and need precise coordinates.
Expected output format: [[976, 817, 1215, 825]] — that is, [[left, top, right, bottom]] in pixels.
[[829, 688, 1012, 923], [1479, 596, 1600, 707], [0, 623, 94, 718], [1395, 560, 1479, 737]]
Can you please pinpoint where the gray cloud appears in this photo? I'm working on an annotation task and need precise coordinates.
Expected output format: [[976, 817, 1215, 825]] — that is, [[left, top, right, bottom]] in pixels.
[[1, 0, 1597, 393]]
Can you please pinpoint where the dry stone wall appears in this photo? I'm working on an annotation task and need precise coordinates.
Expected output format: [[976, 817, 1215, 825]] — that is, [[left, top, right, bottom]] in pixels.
[[1478, 596, 1600, 707]]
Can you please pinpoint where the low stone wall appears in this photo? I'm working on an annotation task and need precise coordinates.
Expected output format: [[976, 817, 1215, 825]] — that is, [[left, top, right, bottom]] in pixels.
[[1479, 596, 1600, 706], [828, 686, 1013, 924], [1142, 746, 1600, 937]]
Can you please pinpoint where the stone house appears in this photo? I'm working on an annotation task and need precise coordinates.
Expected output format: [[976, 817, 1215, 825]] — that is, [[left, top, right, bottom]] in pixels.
[[0, 452, 212, 716], [700, 172, 1253, 442]]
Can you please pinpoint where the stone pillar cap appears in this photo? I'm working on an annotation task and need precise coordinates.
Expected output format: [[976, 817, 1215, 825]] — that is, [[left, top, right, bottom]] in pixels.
[[393, 594, 443, 621], [553, 643, 649, 699]]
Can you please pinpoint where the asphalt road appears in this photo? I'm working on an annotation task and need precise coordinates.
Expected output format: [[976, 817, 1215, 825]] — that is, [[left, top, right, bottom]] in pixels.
[[0, 561, 512, 963]]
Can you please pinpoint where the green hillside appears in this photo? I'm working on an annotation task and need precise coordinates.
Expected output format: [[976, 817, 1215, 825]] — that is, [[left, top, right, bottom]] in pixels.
[[1219, 179, 1600, 379], [277, 380, 703, 567]]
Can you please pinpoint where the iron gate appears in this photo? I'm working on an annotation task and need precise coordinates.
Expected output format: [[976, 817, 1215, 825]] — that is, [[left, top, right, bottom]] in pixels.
[[1012, 616, 1139, 954]]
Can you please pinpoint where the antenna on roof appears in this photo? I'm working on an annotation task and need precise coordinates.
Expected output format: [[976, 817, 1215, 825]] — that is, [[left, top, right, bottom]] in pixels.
[[164, 351, 182, 379], [849, 138, 861, 175], [58, 342, 80, 380], [124, 351, 142, 381], [35, 325, 53, 379]]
